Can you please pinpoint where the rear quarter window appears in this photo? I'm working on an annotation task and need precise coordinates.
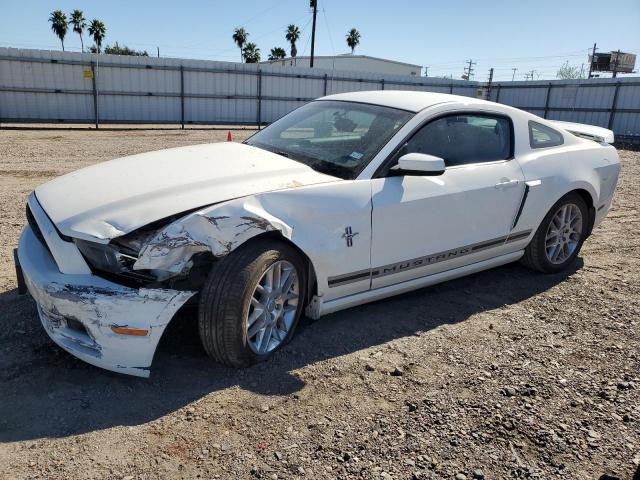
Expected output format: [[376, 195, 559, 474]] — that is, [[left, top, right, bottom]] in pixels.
[[529, 121, 564, 149]]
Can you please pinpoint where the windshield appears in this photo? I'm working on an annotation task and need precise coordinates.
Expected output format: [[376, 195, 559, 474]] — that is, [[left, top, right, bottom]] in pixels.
[[245, 100, 413, 180]]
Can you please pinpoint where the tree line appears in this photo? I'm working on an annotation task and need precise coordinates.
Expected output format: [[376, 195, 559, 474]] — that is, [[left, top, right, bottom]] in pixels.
[[234, 25, 361, 63], [49, 10, 147, 56], [49, 10, 360, 62]]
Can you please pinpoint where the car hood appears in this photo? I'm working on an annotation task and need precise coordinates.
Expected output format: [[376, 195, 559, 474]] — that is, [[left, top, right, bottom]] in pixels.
[[35, 142, 338, 242]]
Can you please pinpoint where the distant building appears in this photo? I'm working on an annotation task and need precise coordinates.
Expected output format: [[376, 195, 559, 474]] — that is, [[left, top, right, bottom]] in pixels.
[[262, 54, 422, 77]]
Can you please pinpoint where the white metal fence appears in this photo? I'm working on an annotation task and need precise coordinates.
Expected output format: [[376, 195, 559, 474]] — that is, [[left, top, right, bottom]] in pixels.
[[487, 78, 640, 137], [0, 48, 476, 127], [1, 48, 639, 140]]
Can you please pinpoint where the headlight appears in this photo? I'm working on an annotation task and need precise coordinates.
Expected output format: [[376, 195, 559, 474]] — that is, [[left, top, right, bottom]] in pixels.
[[74, 239, 138, 274]]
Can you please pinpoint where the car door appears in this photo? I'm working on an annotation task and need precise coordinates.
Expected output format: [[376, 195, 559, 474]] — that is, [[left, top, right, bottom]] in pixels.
[[370, 112, 526, 289]]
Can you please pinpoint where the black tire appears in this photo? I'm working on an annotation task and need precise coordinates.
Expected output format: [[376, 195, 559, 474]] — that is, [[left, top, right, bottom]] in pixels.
[[521, 192, 589, 273], [198, 239, 307, 367]]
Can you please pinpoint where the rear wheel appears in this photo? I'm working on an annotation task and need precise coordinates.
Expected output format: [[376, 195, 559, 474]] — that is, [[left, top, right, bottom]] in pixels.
[[521, 193, 588, 273], [198, 240, 306, 367]]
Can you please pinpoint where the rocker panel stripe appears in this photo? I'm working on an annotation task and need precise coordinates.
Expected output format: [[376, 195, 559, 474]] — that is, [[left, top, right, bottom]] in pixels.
[[327, 230, 532, 287]]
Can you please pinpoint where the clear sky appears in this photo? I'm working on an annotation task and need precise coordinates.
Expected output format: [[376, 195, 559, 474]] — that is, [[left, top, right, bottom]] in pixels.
[[1, 0, 639, 80]]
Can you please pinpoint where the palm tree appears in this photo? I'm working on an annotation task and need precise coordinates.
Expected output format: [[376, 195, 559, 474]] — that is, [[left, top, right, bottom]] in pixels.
[[242, 43, 261, 63], [232, 27, 249, 63], [88, 19, 106, 53], [69, 10, 86, 52], [346, 28, 361, 54], [268, 47, 287, 61], [49, 10, 68, 51], [285, 25, 300, 61]]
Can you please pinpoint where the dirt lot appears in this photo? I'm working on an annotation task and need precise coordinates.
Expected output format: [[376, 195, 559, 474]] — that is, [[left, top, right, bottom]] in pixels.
[[0, 127, 638, 480]]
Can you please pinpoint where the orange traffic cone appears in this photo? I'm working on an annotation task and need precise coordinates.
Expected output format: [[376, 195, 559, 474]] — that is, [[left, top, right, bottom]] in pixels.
[[227, 131, 233, 142]]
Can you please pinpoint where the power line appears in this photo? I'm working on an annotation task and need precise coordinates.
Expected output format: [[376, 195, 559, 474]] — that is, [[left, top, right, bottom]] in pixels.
[[238, 0, 288, 28], [176, 0, 291, 51], [426, 49, 590, 68], [321, 6, 336, 56], [320, 3, 340, 78], [205, 12, 311, 59], [299, 16, 314, 53]]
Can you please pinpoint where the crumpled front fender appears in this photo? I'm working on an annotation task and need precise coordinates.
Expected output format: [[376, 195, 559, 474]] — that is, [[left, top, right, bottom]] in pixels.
[[133, 197, 293, 276]]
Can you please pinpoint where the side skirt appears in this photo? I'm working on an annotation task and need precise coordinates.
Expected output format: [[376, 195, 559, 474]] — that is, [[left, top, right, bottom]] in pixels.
[[315, 250, 524, 318]]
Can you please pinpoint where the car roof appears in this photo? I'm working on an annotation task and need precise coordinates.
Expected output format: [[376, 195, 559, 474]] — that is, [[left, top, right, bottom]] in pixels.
[[319, 90, 495, 113]]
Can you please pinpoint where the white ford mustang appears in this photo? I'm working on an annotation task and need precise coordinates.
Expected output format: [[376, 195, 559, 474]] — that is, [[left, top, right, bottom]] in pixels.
[[16, 91, 620, 377]]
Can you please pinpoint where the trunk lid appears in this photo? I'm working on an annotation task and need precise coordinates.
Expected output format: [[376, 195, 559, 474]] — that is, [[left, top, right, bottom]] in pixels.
[[549, 120, 615, 144]]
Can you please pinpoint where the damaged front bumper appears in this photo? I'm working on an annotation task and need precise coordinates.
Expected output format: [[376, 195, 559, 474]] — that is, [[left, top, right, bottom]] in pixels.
[[18, 225, 195, 378]]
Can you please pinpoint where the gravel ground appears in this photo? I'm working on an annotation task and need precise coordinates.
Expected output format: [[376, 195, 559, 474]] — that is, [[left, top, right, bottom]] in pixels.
[[0, 127, 638, 480]]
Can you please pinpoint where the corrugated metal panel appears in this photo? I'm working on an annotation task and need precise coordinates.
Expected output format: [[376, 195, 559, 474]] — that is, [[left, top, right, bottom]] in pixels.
[[616, 84, 640, 109], [99, 95, 181, 122], [261, 99, 307, 123], [499, 87, 547, 108], [451, 86, 477, 97], [613, 112, 640, 135], [186, 98, 257, 124], [260, 74, 322, 100], [549, 85, 615, 109], [0, 91, 93, 120]]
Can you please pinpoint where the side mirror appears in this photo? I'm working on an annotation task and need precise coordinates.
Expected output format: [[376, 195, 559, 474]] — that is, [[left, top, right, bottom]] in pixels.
[[391, 153, 446, 176]]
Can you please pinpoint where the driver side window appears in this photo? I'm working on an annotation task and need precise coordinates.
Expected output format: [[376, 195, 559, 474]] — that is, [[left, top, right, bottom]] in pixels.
[[401, 113, 513, 167]]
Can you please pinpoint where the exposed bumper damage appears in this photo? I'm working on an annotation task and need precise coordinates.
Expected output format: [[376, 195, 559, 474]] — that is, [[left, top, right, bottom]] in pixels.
[[18, 225, 195, 378], [134, 198, 293, 277], [19, 192, 300, 378]]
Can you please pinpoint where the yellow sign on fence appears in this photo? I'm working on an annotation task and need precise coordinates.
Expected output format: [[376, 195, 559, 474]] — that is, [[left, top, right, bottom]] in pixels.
[[83, 69, 94, 79]]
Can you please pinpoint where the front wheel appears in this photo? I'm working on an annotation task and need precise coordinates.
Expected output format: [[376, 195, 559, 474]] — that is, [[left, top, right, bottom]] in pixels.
[[198, 240, 306, 367], [521, 193, 588, 273]]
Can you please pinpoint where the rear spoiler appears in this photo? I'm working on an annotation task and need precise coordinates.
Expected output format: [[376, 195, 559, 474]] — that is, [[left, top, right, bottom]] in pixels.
[[548, 120, 615, 144]]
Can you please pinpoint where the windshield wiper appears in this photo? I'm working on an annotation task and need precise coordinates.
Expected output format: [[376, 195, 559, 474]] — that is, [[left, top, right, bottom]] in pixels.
[[308, 161, 350, 178], [249, 141, 292, 159]]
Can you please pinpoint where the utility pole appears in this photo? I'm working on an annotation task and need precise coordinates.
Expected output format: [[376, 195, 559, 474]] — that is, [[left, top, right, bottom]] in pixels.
[[486, 67, 494, 100], [463, 59, 476, 80], [612, 49, 621, 78], [424, 66, 429, 77], [588, 42, 597, 78], [511, 68, 517, 81], [157, 46, 160, 58], [309, 0, 318, 68]]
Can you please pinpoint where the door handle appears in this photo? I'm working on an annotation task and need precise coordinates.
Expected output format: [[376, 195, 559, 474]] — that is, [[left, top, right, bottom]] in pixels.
[[495, 179, 519, 189]]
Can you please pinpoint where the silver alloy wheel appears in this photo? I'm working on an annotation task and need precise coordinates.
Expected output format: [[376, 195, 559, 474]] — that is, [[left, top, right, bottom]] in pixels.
[[246, 260, 300, 354], [545, 203, 583, 265]]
